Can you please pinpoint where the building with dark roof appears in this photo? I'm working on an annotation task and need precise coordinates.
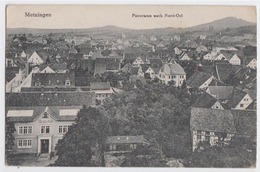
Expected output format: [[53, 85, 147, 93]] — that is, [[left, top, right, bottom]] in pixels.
[[105, 135, 147, 153], [94, 58, 120, 75], [6, 91, 95, 107], [192, 92, 225, 110], [190, 108, 236, 151], [187, 71, 213, 89]]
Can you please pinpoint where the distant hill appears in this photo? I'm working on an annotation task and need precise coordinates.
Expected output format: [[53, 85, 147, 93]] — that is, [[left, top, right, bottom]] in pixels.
[[186, 17, 255, 32], [7, 17, 255, 35]]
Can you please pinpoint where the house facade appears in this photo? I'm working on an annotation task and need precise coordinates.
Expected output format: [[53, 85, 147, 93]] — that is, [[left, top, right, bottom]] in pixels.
[[7, 106, 81, 155], [105, 135, 147, 153], [228, 54, 241, 65], [28, 51, 44, 66], [247, 59, 257, 70], [190, 108, 236, 151]]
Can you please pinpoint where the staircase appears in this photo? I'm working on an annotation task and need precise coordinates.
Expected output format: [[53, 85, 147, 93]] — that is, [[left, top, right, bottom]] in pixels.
[[37, 153, 50, 161]]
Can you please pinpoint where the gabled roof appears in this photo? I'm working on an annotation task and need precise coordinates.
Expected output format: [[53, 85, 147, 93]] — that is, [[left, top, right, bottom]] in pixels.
[[192, 92, 219, 108], [161, 63, 186, 75], [129, 66, 140, 75], [6, 92, 95, 107], [187, 71, 212, 88], [245, 89, 256, 100], [227, 88, 247, 108], [207, 86, 234, 100], [140, 64, 150, 72], [190, 108, 236, 133], [215, 63, 241, 82], [6, 106, 82, 122], [35, 49, 50, 61], [90, 82, 110, 90], [94, 58, 120, 74], [106, 135, 147, 144], [149, 58, 163, 68], [31, 72, 75, 87], [68, 53, 84, 60]]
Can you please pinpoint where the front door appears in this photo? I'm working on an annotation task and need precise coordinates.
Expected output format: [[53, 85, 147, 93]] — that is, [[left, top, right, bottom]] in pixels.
[[41, 139, 49, 154]]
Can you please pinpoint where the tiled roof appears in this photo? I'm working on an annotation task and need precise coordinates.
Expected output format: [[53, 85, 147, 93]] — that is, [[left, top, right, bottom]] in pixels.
[[227, 88, 247, 108], [149, 58, 163, 68], [161, 63, 186, 75], [129, 66, 140, 75], [6, 106, 82, 122], [215, 63, 241, 82], [192, 92, 219, 108], [6, 91, 95, 107], [187, 71, 212, 88], [90, 82, 110, 90], [68, 53, 84, 60], [31, 72, 75, 87], [190, 108, 236, 133], [94, 58, 120, 75], [207, 86, 234, 100], [106, 135, 147, 144], [20, 86, 90, 92]]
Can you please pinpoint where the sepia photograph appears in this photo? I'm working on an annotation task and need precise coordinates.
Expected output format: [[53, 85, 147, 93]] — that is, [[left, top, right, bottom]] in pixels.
[[4, 3, 257, 168]]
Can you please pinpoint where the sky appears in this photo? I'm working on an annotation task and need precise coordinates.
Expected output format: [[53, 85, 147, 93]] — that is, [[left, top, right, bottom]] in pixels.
[[6, 5, 256, 29]]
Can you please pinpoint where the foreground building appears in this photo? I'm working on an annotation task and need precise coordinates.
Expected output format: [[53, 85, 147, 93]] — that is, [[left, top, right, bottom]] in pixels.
[[190, 107, 256, 151], [6, 91, 96, 157], [7, 106, 81, 155]]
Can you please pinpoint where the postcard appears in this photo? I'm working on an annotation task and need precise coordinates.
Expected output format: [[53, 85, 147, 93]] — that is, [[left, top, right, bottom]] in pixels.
[[5, 4, 257, 168]]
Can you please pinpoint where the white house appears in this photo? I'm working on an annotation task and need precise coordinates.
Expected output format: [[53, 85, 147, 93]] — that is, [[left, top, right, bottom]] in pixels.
[[6, 106, 81, 157], [228, 54, 241, 65], [203, 52, 217, 61], [132, 57, 147, 67], [179, 52, 192, 61], [158, 63, 186, 86], [28, 51, 44, 65], [144, 67, 156, 79], [213, 53, 227, 61], [246, 59, 257, 69], [174, 47, 182, 55]]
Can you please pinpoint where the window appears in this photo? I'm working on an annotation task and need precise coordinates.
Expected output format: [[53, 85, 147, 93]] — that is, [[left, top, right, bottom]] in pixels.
[[240, 104, 244, 108], [65, 80, 71, 85], [205, 131, 210, 143], [41, 126, 50, 134], [35, 81, 41, 86], [59, 125, 68, 134], [42, 112, 48, 118], [197, 130, 202, 140], [17, 139, 32, 148], [18, 126, 32, 135], [244, 98, 248, 101], [109, 144, 116, 151]]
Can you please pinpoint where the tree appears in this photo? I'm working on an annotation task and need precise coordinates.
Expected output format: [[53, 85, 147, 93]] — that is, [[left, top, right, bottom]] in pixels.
[[52, 106, 111, 166], [187, 137, 256, 168], [102, 81, 193, 159], [5, 117, 16, 165]]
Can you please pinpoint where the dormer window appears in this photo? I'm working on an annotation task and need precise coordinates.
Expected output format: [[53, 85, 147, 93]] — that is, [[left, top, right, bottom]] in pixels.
[[35, 81, 41, 86], [42, 112, 48, 118], [65, 80, 71, 86]]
